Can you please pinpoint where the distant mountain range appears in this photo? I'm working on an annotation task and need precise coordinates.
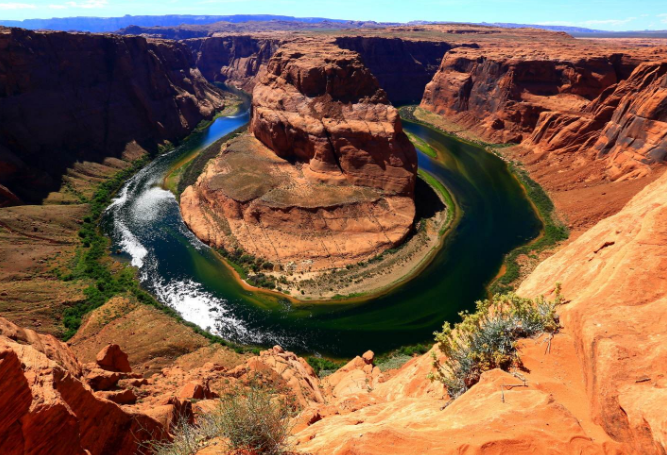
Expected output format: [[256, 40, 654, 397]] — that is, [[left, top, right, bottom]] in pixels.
[[1, 14, 666, 38], [0, 14, 374, 33]]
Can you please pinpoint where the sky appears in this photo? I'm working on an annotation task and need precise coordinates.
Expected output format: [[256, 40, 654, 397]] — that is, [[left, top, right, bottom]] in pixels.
[[0, 0, 666, 31]]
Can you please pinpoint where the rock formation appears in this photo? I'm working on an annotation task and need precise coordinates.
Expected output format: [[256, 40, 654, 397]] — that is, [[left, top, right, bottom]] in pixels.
[[421, 44, 667, 183], [0, 27, 225, 205], [0, 317, 168, 454], [185, 35, 282, 91], [334, 36, 459, 104], [518, 169, 667, 453], [250, 42, 417, 194], [181, 42, 417, 270]]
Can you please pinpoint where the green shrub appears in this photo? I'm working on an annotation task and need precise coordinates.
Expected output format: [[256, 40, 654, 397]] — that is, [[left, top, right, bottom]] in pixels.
[[307, 356, 345, 377], [429, 289, 561, 399], [208, 382, 294, 455]]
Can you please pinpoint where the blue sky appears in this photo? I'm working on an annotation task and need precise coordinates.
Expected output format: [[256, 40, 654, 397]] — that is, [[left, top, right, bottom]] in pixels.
[[1, 0, 666, 30]]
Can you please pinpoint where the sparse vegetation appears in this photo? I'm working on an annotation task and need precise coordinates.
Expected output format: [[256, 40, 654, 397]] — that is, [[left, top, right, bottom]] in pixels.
[[307, 356, 346, 377], [489, 165, 569, 294], [429, 289, 561, 399], [146, 381, 295, 455], [54, 124, 258, 354], [407, 131, 438, 158]]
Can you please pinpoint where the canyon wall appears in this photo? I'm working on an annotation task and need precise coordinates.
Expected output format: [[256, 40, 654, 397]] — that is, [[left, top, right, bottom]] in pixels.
[[518, 167, 667, 453], [181, 41, 418, 270], [334, 36, 455, 104], [0, 27, 225, 205], [0, 317, 169, 454], [185, 35, 282, 91], [421, 46, 667, 183]]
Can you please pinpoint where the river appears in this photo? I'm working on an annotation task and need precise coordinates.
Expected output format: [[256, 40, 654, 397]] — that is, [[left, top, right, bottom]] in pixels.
[[102, 111, 542, 358]]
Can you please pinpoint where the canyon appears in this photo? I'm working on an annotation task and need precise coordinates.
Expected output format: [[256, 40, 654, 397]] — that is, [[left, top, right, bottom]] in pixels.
[[0, 27, 225, 206], [0, 20, 666, 455], [181, 41, 419, 272]]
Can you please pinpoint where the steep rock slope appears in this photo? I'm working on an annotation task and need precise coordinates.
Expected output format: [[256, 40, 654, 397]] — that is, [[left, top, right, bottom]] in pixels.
[[181, 41, 418, 270], [0, 317, 168, 454], [185, 35, 282, 91], [0, 27, 224, 205], [518, 170, 667, 454], [421, 45, 667, 183], [334, 36, 455, 104], [250, 42, 417, 194]]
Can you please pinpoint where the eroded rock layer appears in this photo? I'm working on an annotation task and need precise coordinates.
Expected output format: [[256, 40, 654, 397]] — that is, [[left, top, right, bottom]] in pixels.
[[185, 35, 282, 91], [181, 42, 417, 270], [518, 170, 667, 454], [334, 36, 455, 104], [0, 27, 224, 205], [421, 44, 667, 183], [0, 317, 168, 455], [251, 42, 418, 194]]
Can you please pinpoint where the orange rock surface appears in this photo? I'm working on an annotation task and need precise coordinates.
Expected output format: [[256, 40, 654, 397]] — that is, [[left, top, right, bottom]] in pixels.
[[518, 170, 667, 453], [0, 317, 167, 454], [181, 41, 417, 270]]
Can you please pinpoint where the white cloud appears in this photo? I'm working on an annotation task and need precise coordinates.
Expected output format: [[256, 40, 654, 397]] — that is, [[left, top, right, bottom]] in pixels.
[[0, 2, 36, 8], [536, 17, 637, 29], [47, 0, 108, 9], [580, 17, 636, 26], [659, 13, 667, 24], [67, 0, 108, 7]]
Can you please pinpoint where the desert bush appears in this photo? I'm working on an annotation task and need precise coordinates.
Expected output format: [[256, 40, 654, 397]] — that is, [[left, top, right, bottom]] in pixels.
[[307, 356, 345, 377], [207, 382, 294, 455], [145, 381, 294, 455], [144, 416, 205, 455], [429, 289, 561, 398]]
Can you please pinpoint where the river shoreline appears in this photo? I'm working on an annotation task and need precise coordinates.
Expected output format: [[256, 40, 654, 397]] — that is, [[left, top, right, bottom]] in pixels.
[[167, 115, 460, 304], [399, 105, 568, 294]]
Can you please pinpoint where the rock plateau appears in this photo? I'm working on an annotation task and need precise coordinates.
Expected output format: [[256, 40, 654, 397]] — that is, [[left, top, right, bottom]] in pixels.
[[181, 42, 418, 270]]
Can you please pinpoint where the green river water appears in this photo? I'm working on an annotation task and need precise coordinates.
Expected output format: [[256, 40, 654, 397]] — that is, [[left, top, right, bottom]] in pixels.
[[103, 111, 542, 358]]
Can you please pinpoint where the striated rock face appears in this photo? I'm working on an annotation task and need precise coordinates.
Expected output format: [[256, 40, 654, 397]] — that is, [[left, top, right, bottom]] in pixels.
[[251, 42, 417, 195], [421, 45, 667, 183], [518, 170, 667, 454], [0, 317, 167, 455], [0, 27, 225, 205], [181, 42, 417, 270], [185, 35, 282, 91], [334, 36, 455, 104]]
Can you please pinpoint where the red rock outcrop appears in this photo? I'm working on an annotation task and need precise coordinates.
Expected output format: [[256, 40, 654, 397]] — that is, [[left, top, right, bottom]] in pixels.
[[96, 344, 132, 373], [518, 170, 667, 454], [0, 27, 225, 205], [0, 317, 167, 455], [421, 43, 667, 185], [251, 42, 417, 194], [185, 35, 282, 91], [181, 41, 417, 270]]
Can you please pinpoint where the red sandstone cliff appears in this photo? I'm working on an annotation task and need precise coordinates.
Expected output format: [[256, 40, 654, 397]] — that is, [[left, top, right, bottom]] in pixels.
[[185, 35, 282, 91], [180, 41, 418, 270], [0, 27, 225, 205], [0, 318, 169, 454], [250, 42, 417, 194], [421, 45, 667, 183]]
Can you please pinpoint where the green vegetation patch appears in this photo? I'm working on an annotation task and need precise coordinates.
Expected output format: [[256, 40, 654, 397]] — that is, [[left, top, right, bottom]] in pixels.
[[430, 290, 561, 399], [307, 356, 346, 377], [55, 125, 257, 355], [407, 131, 438, 158], [417, 169, 458, 236], [489, 162, 569, 294]]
